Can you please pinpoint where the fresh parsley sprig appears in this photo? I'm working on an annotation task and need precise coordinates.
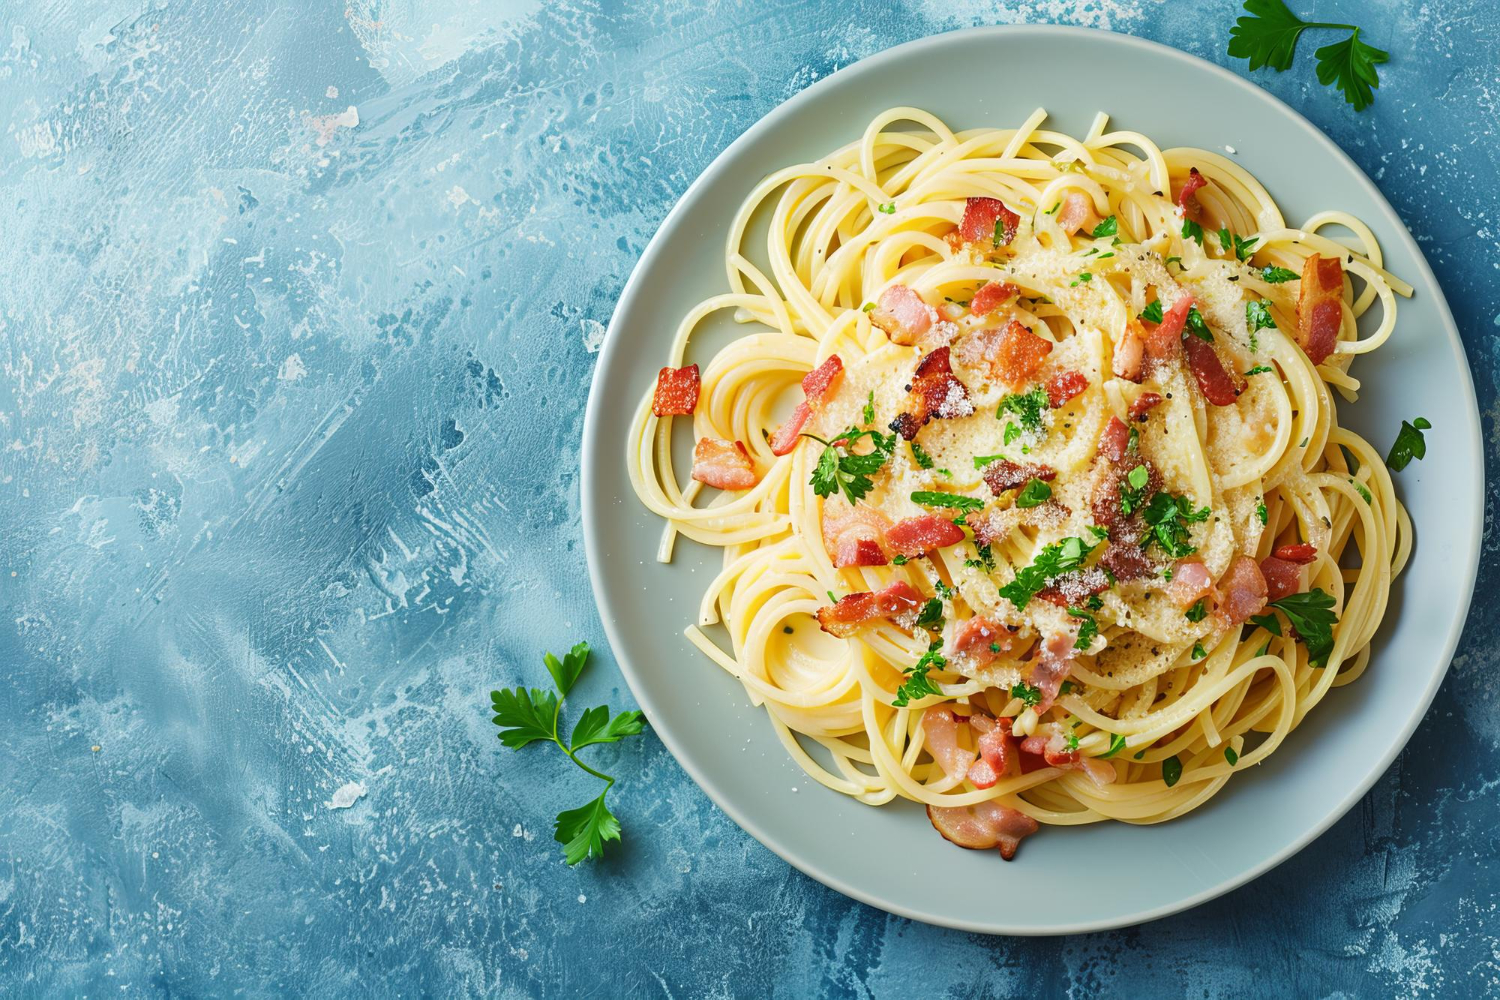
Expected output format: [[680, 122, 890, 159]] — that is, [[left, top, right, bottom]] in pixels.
[[1227, 0, 1389, 112], [490, 642, 647, 865], [1268, 589, 1340, 666], [807, 428, 895, 506], [894, 641, 946, 707], [1140, 491, 1211, 559], [998, 535, 1101, 611]]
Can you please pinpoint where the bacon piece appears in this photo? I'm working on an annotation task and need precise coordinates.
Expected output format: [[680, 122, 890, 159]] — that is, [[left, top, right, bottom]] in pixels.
[[1274, 543, 1318, 564], [890, 347, 974, 440], [816, 581, 924, 638], [958, 197, 1020, 246], [1166, 559, 1216, 609], [1100, 543, 1157, 583], [1217, 555, 1268, 625], [1019, 726, 1117, 789], [1155, 294, 1194, 346], [652, 364, 701, 416], [1259, 555, 1304, 603], [1046, 370, 1089, 408], [970, 280, 1019, 315], [955, 319, 1053, 387], [948, 617, 1015, 673], [887, 514, 966, 558], [1035, 567, 1111, 609], [1177, 167, 1207, 214], [821, 498, 891, 568], [871, 284, 937, 346], [983, 458, 1057, 496], [1297, 254, 1344, 365], [966, 714, 1017, 790], [921, 707, 976, 781], [1128, 391, 1163, 421], [1114, 326, 1145, 383], [926, 800, 1039, 860], [1183, 334, 1244, 406], [691, 438, 758, 490], [801, 355, 845, 407], [1056, 191, 1094, 234], [1028, 632, 1076, 713], [1090, 452, 1164, 583], [769, 400, 811, 456], [1097, 416, 1130, 463]]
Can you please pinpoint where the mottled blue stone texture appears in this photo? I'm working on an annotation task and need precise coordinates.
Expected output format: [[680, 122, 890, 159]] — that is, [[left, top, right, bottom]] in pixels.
[[1, 1, 1496, 996]]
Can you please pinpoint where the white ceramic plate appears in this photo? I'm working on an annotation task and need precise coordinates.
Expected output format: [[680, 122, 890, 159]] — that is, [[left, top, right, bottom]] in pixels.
[[581, 26, 1482, 934]]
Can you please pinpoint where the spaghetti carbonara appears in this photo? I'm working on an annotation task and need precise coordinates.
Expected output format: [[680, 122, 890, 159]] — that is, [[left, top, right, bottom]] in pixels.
[[628, 108, 1411, 859]]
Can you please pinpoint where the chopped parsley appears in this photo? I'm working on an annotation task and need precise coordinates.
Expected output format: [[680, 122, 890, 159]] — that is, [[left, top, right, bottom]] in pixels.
[[998, 535, 1101, 611], [910, 490, 984, 512], [1140, 491, 1212, 558], [1385, 417, 1431, 471], [1192, 641, 1208, 660], [1268, 588, 1339, 667], [878, 202, 896, 214], [1224, 745, 1239, 766], [1218, 228, 1259, 261], [965, 542, 996, 573], [862, 391, 875, 425], [997, 386, 1050, 434], [891, 554, 909, 566], [1120, 464, 1150, 515], [1068, 607, 1099, 649], [807, 427, 895, 506], [1003, 422, 1023, 446], [862, 302, 876, 313], [1244, 365, 1275, 377], [1185, 599, 1209, 623], [1255, 500, 1269, 525], [934, 580, 956, 600], [1261, 264, 1299, 283], [1043, 202, 1060, 215], [893, 642, 946, 707], [1162, 754, 1183, 787], [1014, 478, 1053, 508], [1099, 733, 1128, 759], [910, 440, 935, 470], [1246, 299, 1277, 337], [1185, 306, 1213, 341], [973, 453, 1007, 469], [1091, 216, 1119, 238], [1351, 479, 1372, 504], [1139, 299, 1164, 324], [1165, 255, 1183, 267], [1010, 681, 1042, 707], [1127, 426, 1140, 454], [915, 597, 944, 631], [1181, 217, 1205, 246], [1070, 272, 1094, 287]]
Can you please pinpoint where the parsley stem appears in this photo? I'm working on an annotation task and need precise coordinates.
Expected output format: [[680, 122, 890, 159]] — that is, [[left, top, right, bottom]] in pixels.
[[558, 736, 615, 786]]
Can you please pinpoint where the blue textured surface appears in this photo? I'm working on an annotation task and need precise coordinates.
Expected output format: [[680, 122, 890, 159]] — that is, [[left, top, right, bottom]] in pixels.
[[1, 1, 1496, 995]]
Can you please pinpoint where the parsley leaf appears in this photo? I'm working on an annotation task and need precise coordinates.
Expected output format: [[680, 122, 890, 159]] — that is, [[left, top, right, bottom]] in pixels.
[[997, 387, 1050, 434], [894, 643, 946, 707], [1014, 478, 1053, 508], [1010, 681, 1042, 707], [973, 453, 1007, 468], [1225, 745, 1240, 765], [1140, 299, 1164, 324], [1261, 264, 1299, 283], [878, 202, 896, 214], [1120, 464, 1150, 515], [914, 597, 945, 631], [1181, 217, 1205, 246], [1185, 306, 1213, 341], [491, 641, 648, 865], [966, 542, 996, 573], [1227, 0, 1387, 111], [1091, 216, 1119, 238], [1068, 607, 1099, 649], [1244, 365, 1275, 377], [1351, 479, 1373, 504], [1248, 612, 1283, 636], [1269, 588, 1339, 667], [807, 429, 895, 506], [1070, 272, 1093, 287], [1162, 754, 1183, 787], [1192, 641, 1207, 660], [911, 490, 984, 512], [1098, 734, 1127, 759], [863, 391, 875, 425], [910, 440, 935, 470], [998, 535, 1101, 610], [1256, 500, 1269, 525], [1385, 417, 1431, 471], [1246, 299, 1277, 335], [1185, 599, 1208, 623], [1139, 491, 1211, 558]]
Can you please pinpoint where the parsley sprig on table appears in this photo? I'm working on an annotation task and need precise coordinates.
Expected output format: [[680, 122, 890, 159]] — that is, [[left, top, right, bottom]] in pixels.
[[490, 642, 647, 865], [1227, 0, 1389, 112]]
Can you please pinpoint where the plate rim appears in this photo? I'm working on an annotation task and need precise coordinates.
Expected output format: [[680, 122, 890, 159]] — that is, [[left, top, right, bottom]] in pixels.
[[580, 23, 1484, 935]]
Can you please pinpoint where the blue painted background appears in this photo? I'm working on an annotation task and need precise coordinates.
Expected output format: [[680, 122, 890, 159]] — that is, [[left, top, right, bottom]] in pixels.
[[1, 1, 1496, 995]]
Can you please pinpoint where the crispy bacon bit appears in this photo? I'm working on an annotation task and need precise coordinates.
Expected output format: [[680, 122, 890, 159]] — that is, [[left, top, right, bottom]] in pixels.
[[966, 714, 1017, 789], [1166, 559, 1216, 609], [983, 458, 1057, 496], [1019, 726, 1117, 789], [1155, 294, 1194, 344], [921, 707, 976, 781], [816, 581, 924, 638], [691, 438, 758, 490], [769, 400, 811, 456], [652, 364, 700, 416], [1097, 416, 1131, 463], [958, 197, 1020, 246], [1177, 166, 1207, 214], [801, 355, 845, 407], [926, 800, 1038, 860], [1046, 370, 1089, 408], [887, 515, 966, 557], [1035, 567, 1111, 608], [890, 347, 974, 440], [1028, 632, 1076, 713], [1100, 543, 1157, 583], [871, 284, 937, 346], [1128, 391, 1163, 421], [948, 617, 1015, 673], [1056, 191, 1094, 234], [1274, 543, 1318, 564], [1183, 334, 1244, 406], [1297, 254, 1344, 365], [955, 320, 1053, 386], [1114, 326, 1145, 383], [970, 280, 1019, 315], [821, 498, 891, 568], [1217, 555, 1268, 624], [1260, 556, 1304, 603]]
